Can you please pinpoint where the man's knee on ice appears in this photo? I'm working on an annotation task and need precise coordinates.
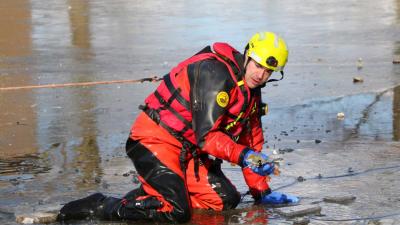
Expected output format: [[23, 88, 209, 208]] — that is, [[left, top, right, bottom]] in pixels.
[[223, 191, 241, 210]]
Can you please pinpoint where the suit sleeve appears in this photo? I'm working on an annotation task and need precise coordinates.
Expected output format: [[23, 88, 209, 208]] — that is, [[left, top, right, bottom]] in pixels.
[[243, 167, 271, 200], [188, 59, 247, 164], [235, 90, 270, 197]]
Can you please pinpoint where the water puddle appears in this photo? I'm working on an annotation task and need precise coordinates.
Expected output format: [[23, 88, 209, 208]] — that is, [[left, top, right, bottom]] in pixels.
[[0, 154, 50, 183]]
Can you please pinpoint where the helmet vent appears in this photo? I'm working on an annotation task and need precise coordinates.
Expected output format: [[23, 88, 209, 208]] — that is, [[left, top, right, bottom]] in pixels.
[[273, 34, 279, 48], [259, 32, 266, 41]]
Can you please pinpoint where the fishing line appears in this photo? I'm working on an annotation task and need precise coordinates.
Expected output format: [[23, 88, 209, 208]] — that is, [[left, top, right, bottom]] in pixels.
[[310, 212, 400, 222], [274, 164, 400, 191], [239, 164, 400, 201]]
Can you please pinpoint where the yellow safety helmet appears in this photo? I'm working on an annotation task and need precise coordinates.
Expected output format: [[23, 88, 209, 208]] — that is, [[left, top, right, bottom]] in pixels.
[[246, 32, 288, 72]]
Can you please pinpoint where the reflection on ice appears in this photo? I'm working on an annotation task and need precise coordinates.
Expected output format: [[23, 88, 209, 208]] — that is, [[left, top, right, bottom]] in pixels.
[[266, 86, 400, 143]]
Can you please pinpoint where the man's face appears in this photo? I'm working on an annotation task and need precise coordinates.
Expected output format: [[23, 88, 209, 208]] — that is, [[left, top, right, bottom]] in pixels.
[[244, 58, 274, 89]]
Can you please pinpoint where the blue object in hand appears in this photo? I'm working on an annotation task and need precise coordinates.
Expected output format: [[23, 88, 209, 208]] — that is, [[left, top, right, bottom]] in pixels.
[[242, 149, 275, 176], [261, 191, 299, 204]]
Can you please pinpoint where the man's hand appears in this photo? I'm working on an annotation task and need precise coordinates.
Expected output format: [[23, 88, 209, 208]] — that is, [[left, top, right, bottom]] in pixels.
[[242, 149, 275, 176]]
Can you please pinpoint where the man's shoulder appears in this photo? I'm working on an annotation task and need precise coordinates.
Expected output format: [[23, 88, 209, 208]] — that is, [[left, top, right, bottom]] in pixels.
[[187, 59, 236, 90], [194, 59, 233, 79]]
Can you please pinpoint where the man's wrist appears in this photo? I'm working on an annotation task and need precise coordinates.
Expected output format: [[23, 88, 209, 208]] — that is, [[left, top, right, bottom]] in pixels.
[[250, 188, 272, 201], [238, 147, 252, 167], [261, 188, 272, 197]]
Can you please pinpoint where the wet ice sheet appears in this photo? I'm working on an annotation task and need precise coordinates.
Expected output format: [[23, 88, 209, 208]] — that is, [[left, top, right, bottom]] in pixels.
[[1, 0, 400, 224], [265, 86, 400, 144]]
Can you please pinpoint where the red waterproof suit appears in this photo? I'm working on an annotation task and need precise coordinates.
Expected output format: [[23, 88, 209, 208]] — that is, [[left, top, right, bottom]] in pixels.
[[125, 43, 270, 223]]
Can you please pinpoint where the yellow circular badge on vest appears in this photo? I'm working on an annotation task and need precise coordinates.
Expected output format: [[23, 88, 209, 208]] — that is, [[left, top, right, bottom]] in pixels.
[[216, 91, 229, 108]]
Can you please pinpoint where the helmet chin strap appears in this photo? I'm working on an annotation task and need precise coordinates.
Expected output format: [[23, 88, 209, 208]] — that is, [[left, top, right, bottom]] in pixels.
[[258, 71, 284, 88], [266, 71, 284, 83]]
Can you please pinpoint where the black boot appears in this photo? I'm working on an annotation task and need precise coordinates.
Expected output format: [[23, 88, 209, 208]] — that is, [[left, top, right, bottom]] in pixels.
[[57, 193, 107, 221], [57, 191, 165, 222]]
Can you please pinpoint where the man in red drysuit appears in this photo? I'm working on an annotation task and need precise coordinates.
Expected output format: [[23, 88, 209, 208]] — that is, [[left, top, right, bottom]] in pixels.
[[57, 31, 299, 223]]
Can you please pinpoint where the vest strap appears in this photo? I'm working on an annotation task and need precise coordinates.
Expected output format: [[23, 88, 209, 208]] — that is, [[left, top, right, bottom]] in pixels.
[[153, 90, 192, 132], [164, 74, 191, 110]]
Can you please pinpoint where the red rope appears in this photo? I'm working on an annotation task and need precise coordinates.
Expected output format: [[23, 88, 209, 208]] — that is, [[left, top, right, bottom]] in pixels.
[[0, 76, 162, 91]]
